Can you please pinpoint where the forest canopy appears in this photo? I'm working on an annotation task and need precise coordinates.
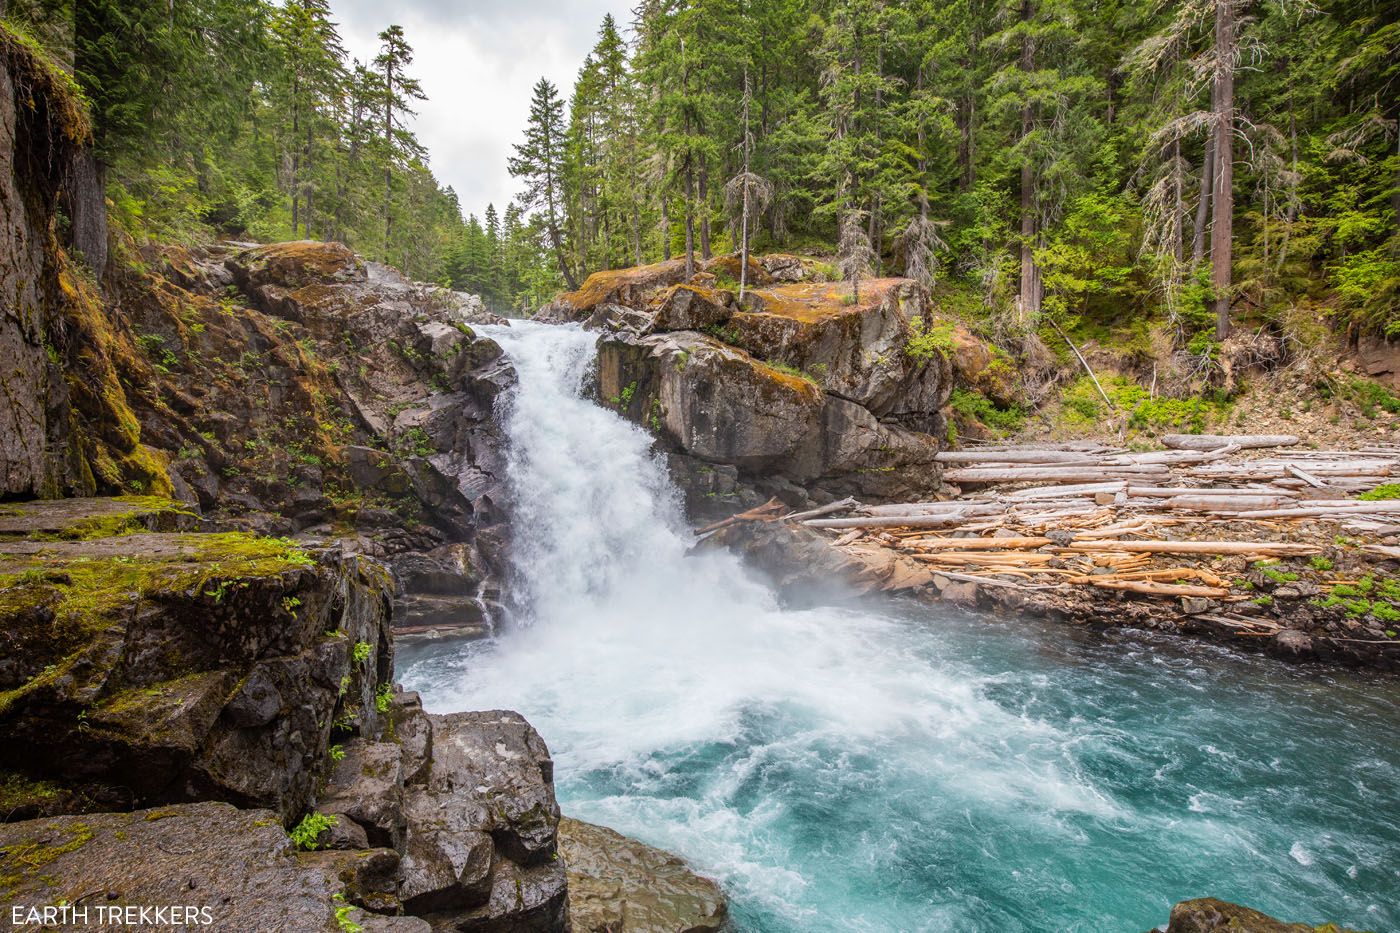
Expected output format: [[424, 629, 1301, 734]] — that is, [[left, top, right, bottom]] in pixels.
[[5, 0, 1397, 333], [489, 0, 1398, 344]]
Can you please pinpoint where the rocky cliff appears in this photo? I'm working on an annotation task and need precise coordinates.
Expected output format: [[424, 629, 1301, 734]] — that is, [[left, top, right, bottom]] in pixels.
[[3, 26, 519, 633], [0, 34, 728, 932], [540, 256, 953, 518]]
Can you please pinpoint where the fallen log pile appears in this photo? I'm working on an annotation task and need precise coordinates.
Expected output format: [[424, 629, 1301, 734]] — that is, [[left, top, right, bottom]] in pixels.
[[698, 434, 1400, 666]]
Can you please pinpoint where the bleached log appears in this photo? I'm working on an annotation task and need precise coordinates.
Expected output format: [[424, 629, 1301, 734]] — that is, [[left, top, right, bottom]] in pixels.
[[905, 537, 1053, 550], [1059, 540, 1324, 556], [1286, 464, 1328, 488], [804, 513, 986, 530], [861, 501, 1002, 517], [1162, 433, 1299, 451], [930, 571, 1064, 591], [1162, 494, 1299, 511], [1079, 579, 1230, 598], [1008, 481, 1128, 500], [1229, 501, 1400, 519], [1124, 485, 1300, 498], [944, 465, 1169, 485], [933, 449, 1099, 464]]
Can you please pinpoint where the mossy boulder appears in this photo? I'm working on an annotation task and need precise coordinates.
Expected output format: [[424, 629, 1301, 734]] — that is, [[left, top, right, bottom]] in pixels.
[[650, 283, 735, 333], [947, 324, 1020, 408], [0, 495, 196, 541], [0, 513, 394, 822]]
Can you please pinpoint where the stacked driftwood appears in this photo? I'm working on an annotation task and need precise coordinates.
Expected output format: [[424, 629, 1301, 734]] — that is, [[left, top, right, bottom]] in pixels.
[[703, 434, 1400, 627]]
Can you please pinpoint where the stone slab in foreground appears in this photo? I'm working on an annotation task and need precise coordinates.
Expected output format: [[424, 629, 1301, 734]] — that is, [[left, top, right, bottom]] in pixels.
[[0, 801, 425, 932], [558, 817, 726, 933]]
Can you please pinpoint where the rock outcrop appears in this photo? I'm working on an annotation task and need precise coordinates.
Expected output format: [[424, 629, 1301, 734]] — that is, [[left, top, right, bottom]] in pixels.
[[535, 259, 690, 325], [1, 25, 169, 500], [321, 700, 569, 931], [558, 817, 727, 933], [1157, 898, 1365, 933], [571, 259, 951, 513], [0, 500, 393, 823], [2, 37, 517, 637], [0, 504, 572, 931]]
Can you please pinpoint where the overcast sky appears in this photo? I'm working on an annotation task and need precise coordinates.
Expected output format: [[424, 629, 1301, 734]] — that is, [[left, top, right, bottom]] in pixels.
[[331, 0, 632, 221]]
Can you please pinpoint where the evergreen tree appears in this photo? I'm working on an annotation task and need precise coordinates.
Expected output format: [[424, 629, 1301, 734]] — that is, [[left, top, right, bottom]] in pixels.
[[374, 24, 426, 256], [510, 77, 579, 289]]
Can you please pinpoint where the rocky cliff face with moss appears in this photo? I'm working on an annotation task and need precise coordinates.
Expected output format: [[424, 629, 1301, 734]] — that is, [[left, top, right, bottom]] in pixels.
[[0, 35, 734, 932], [541, 256, 955, 517], [2, 25, 515, 633]]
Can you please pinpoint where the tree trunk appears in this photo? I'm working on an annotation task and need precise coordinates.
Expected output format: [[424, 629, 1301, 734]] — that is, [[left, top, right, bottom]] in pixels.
[[1017, 0, 1040, 321], [1191, 130, 1213, 266], [683, 159, 696, 277], [661, 196, 671, 261], [1172, 139, 1184, 263], [66, 151, 108, 279], [1211, 0, 1235, 339], [291, 99, 301, 237], [383, 60, 394, 255], [304, 120, 315, 238], [698, 155, 711, 261]]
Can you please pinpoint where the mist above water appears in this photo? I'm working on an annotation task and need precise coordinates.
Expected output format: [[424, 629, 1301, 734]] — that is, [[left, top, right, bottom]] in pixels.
[[402, 320, 1400, 932]]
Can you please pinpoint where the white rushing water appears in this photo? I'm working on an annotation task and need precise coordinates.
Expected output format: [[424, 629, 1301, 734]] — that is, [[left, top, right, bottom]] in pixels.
[[403, 320, 1400, 932]]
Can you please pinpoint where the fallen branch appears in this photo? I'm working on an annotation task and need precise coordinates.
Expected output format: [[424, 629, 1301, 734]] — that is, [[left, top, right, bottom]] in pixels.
[[903, 536, 1053, 550], [1076, 579, 1230, 598], [695, 497, 785, 536], [783, 497, 859, 523], [1047, 316, 1115, 412]]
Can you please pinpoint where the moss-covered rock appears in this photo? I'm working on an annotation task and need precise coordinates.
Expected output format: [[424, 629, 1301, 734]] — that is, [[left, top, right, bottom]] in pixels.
[[597, 331, 825, 472], [725, 277, 950, 431], [0, 495, 196, 541], [0, 512, 394, 822]]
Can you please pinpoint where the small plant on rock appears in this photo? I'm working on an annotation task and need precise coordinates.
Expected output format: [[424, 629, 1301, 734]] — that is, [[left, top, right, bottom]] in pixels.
[[289, 811, 337, 851]]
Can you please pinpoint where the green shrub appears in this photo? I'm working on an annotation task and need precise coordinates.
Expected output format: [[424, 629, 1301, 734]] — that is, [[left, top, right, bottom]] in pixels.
[[905, 316, 957, 362], [1359, 484, 1400, 501], [1058, 374, 1226, 434], [950, 388, 1024, 435]]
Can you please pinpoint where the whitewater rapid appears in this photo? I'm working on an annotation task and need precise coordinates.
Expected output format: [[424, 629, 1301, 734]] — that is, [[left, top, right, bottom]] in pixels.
[[401, 320, 1400, 932]]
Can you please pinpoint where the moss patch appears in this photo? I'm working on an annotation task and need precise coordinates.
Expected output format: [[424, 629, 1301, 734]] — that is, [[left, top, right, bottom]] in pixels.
[[0, 532, 318, 717], [0, 820, 94, 897]]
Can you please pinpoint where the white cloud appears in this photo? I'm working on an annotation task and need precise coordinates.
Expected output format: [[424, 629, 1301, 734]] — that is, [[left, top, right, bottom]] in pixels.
[[330, 0, 632, 220]]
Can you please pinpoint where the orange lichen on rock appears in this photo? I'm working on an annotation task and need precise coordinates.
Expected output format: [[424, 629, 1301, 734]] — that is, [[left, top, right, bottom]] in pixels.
[[745, 278, 906, 324], [539, 260, 690, 322]]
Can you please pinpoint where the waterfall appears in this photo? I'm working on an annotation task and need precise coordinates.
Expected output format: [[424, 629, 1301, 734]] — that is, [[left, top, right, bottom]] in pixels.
[[402, 320, 1400, 933]]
